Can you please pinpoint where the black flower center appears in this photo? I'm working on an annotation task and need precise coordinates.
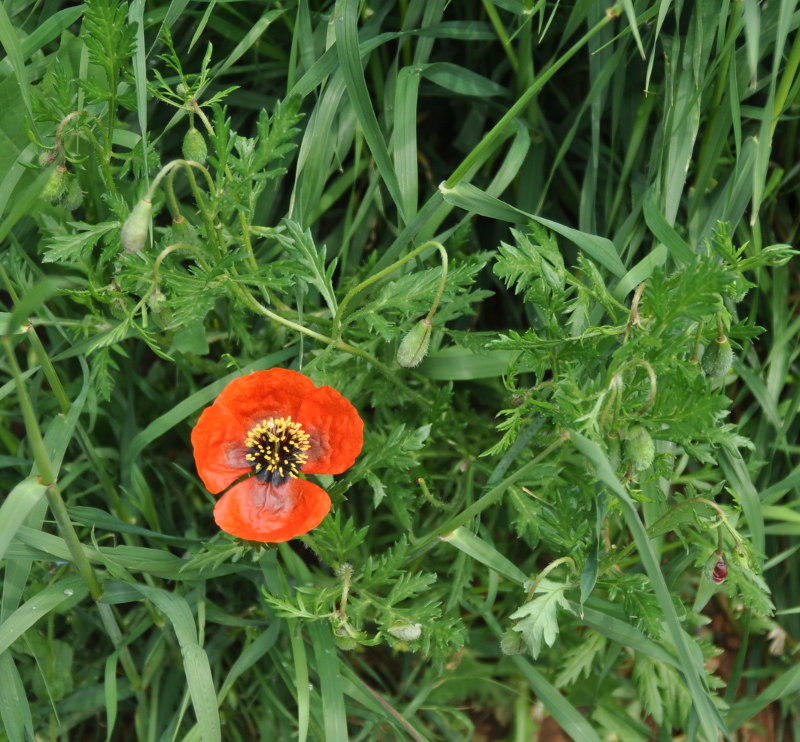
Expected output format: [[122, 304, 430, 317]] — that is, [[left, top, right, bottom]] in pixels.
[[244, 416, 310, 486]]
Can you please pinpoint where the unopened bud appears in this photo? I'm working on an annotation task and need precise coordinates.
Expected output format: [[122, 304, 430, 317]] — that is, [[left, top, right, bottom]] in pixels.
[[500, 627, 525, 655], [41, 165, 68, 202], [701, 336, 733, 378], [387, 621, 422, 642], [625, 424, 654, 472], [62, 177, 83, 211], [606, 432, 621, 470], [712, 556, 728, 583], [396, 318, 432, 368], [182, 126, 207, 164], [120, 198, 153, 253]]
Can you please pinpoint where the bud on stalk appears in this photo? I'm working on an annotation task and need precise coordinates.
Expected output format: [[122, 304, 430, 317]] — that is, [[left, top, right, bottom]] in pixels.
[[120, 198, 153, 253], [396, 318, 432, 368], [702, 335, 733, 378], [625, 424, 654, 472], [182, 126, 207, 164]]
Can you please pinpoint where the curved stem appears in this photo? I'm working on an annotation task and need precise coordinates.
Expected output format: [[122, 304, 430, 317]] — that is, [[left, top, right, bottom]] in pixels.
[[525, 557, 577, 600], [234, 285, 429, 405], [333, 240, 448, 341]]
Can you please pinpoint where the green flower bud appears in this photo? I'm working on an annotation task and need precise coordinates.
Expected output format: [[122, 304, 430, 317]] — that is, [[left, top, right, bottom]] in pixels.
[[333, 621, 360, 651], [396, 318, 432, 368], [387, 621, 422, 642], [500, 627, 526, 655], [61, 177, 83, 211], [606, 432, 621, 470], [182, 126, 207, 164], [120, 198, 153, 253], [38, 150, 57, 167], [41, 165, 68, 202], [625, 424, 654, 472], [701, 335, 733, 378]]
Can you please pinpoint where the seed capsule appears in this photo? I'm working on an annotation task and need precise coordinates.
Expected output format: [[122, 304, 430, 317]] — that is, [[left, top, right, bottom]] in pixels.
[[712, 557, 728, 583]]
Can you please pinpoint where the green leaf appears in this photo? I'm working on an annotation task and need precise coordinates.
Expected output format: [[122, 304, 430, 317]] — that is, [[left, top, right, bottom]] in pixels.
[[510, 582, 570, 658]]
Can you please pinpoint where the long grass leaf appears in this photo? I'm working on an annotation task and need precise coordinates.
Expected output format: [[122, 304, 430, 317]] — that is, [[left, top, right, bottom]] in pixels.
[[309, 621, 348, 742], [334, 0, 403, 217], [0, 576, 87, 655], [571, 432, 729, 741]]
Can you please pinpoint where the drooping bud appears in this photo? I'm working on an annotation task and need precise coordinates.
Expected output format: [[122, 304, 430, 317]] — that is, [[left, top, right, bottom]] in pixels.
[[500, 627, 525, 655], [387, 621, 422, 642], [701, 336, 733, 378], [38, 150, 57, 167], [712, 556, 728, 583], [606, 432, 621, 470], [61, 177, 84, 211], [396, 318, 432, 368], [182, 126, 207, 164], [41, 165, 68, 202], [120, 198, 153, 253], [625, 424, 654, 472], [333, 620, 360, 651]]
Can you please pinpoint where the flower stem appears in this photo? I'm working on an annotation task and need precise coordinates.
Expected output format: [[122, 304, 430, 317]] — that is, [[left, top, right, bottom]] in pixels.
[[332, 240, 448, 341], [2, 337, 103, 601]]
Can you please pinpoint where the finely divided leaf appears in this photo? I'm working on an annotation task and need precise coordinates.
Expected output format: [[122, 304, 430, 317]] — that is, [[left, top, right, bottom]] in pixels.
[[510, 582, 569, 658]]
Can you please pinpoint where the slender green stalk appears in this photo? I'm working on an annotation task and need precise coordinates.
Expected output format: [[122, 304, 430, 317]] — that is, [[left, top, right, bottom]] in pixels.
[[332, 240, 448, 340], [2, 337, 103, 601]]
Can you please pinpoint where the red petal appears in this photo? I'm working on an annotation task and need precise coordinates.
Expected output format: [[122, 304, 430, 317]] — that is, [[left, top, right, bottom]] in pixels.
[[191, 402, 250, 493], [214, 368, 316, 429], [213, 477, 331, 542], [296, 384, 364, 474], [192, 368, 317, 492]]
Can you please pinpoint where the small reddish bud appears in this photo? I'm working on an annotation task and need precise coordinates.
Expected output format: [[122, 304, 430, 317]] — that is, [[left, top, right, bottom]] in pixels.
[[712, 557, 728, 583]]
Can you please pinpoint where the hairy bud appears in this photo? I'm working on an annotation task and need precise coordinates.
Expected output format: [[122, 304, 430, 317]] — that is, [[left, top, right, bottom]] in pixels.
[[182, 126, 207, 164], [396, 318, 432, 368], [120, 198, 153, 253], [625, 424, 654, 472], [702, 336, 733, 378]]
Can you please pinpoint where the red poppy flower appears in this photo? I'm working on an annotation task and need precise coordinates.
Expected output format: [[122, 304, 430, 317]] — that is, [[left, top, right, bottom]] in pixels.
[[192, 368, 363, 542]]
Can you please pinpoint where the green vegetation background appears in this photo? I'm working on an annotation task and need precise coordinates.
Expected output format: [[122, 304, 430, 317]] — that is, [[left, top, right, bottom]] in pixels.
[[1, 0, 799, 740]]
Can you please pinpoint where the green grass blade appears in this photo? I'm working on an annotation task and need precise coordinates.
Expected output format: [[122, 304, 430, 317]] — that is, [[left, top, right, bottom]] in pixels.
[[0, 2, 34, 126], [441, 527, 529, 585], [439, 181, 626, 277], [0, 478, 46, 563], [393, 65, 421, 222], [0, 576, 88, 655], [309, 621, 348, 742], [571, 432, 729, 741], [334, 0, 403, 218], [130, 585, 221, 742], [0, 651, 34, 742]]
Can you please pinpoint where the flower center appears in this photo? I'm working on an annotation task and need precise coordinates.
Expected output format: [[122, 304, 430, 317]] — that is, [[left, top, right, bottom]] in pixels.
[[244, 416, 311, 486]]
